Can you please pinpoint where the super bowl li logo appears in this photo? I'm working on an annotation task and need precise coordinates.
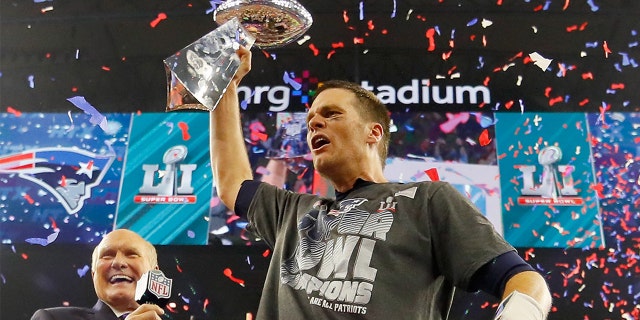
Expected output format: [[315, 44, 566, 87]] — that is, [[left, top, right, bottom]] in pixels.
[[134, 145, 197, 204], [515, 146, 584, 206]]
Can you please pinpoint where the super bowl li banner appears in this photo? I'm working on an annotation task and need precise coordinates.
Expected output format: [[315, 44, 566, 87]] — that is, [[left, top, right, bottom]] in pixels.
[[494, 112, 603, 249], [115, 113, 211, 245]]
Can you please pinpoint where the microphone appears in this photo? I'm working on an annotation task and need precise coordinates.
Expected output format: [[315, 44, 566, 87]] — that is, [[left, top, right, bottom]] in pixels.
[[135, 269, 172, 308]]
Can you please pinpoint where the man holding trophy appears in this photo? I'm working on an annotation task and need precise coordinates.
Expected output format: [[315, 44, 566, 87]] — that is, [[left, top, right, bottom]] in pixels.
[[166, 1, 552, 319]]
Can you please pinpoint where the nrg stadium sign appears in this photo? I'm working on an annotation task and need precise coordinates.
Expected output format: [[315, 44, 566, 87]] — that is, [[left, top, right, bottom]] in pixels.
[[237, 79, 491, 112]]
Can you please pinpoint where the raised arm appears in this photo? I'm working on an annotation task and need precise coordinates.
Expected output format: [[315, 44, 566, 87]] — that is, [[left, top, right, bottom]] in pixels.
[[210, 46, 254, 209]]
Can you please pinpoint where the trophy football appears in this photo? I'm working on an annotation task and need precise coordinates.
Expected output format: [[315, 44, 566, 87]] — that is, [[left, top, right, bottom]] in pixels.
[[213, 0, 313, 49], [164, 0, 313, 112]]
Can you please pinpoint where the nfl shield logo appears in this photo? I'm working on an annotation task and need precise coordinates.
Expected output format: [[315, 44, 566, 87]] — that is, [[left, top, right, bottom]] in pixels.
[[148, 270, 172, 299]]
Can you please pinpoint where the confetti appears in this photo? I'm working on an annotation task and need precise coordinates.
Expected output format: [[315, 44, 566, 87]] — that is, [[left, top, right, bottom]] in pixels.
[[66, 96, 108, 131], [223, 268, 245, 287], [424, 168, 440, 181], [439, 112, 470, 133], [425, 28, 436, 51], [529, 52, 553, 71], [25, 231, 59, 246], [282, 71, 302, 90], [177, 121, 191, 141], [478, 129, 492, 146], [77, 265, 90, 277], [150, 12, 167, 28], [6, 106, 22, 117]]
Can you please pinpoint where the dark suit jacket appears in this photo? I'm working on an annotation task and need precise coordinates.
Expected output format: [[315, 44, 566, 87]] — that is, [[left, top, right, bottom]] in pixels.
[[31, 300, 119, 320]]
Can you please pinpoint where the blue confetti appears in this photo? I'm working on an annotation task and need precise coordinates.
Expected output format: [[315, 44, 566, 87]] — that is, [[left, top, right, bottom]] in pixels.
[[66, 96, 108, 131], [283, 71, 302, 90], [77, 265, 90, 277], [25, 231, 59, 246]]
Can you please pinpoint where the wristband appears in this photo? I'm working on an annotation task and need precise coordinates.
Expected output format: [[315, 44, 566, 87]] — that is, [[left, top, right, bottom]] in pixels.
[[494, 290, 544, 320]]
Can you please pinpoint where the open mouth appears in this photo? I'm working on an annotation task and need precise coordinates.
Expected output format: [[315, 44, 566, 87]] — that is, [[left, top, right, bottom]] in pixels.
[[109, 274, 134, 284], [311, 135, 330, 150]]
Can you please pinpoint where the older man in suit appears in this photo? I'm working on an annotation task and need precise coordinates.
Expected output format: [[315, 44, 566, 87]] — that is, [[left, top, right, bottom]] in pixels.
[[31, 229, 165, 320]]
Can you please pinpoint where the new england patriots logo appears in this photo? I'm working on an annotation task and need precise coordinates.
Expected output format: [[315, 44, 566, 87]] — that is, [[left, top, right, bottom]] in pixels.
[[0, 147, 115, 214]]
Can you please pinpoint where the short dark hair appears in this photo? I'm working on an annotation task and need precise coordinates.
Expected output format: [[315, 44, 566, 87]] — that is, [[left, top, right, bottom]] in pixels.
[[314, 80, 391, 167]]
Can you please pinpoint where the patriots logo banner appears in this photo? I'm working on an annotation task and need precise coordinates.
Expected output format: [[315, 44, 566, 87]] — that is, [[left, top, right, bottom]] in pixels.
[[0, 112, 131, 244], [0, 147, 115, 214]]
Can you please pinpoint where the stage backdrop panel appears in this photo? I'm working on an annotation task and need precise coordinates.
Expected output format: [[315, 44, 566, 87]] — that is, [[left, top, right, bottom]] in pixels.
[[0, 112, 131, 244], [586, 112, 640, 248], [495, 112, 603, 248]]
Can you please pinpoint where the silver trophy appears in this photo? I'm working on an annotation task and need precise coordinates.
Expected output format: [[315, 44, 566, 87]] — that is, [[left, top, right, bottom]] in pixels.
[[213, 0, 313, 49], [164, 17, 256, 111]]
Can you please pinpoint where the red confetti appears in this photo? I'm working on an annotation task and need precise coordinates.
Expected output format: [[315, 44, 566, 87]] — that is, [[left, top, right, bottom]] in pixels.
[[177, 121, 191, 141], [579, 98, 590, 106], [249, 121, 268, 142], [478, 129, 492, 146], [7, 106, 22, 117], [549, 96, 564, 106], [223, 268, 245, 286], [579, 21, 588, 30], [23, 194, 35, 204], [581, 72, 594, 80], [101, 66, 111, 71], [425, 28, 436, 51], [150, 12, 167, 28], [367, 20, 374, 30], [566, 25, 578, 32], [308, 43, 320, 56], [509, 52, 524, 61], [49, 217, 58, 230], [602, 40, 612, 58], [262, 249, 271, 257], [504, 100, 514, 110], [424, 168, 440, 181], [610, 83, 625, 90]]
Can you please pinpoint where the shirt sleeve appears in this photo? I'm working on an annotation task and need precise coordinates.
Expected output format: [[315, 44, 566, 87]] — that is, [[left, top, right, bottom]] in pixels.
[[234, 179, 261, 218], [468, 250, 536, 298]]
